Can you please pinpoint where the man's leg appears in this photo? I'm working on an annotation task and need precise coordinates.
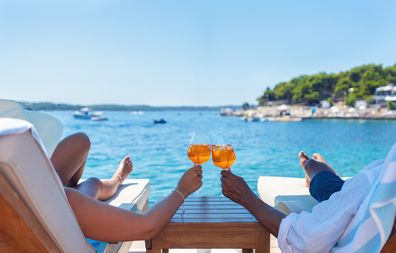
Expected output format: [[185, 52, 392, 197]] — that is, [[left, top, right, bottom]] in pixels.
[[299, 151, 345, 202]]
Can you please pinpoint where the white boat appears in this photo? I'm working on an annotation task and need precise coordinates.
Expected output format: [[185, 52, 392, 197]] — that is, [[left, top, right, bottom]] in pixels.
[[73, 108, 91, 120], [91, 111, 108, 121], [220, 108, 234, 116], [130, 111, 144, 115], [73, 108, 108, 121], [268, 116, 303, 122]]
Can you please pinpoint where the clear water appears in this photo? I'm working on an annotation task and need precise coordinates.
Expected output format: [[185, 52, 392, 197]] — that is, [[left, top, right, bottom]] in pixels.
[[47, 111, 396, 203]]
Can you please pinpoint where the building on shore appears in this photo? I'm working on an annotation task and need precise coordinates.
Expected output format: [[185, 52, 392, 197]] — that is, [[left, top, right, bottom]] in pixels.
[[375, 84, 396, 104]]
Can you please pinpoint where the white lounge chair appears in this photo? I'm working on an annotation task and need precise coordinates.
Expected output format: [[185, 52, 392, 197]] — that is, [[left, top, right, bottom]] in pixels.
[[0, 118, 150, 253]]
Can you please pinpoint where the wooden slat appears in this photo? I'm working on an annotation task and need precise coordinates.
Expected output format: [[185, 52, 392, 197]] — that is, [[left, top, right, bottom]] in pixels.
[[181, 203, 242, 208], [0, 169, 62, 253], [175, 209, 251, 214], [151, 223, 259, 249], [173, 196, 257, 223], [173, 213, 255, 219], [255, 224, 270, 253], [177, 206, 249, 211], [171, 218, 256, 223], [186, 196, 233, 201]]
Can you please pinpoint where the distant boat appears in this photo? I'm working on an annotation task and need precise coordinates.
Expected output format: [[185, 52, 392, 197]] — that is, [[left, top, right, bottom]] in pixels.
[[268, 116, 302, 122], [73, 107, 91, 120], [73, 108, 108, 121], [154, 119, 167, 124], [220, 108, 234, 116], [244, 116, 260, 122], [130, 111, 144, 115], [244, 114, 261, 122], [91, 111, 108, 121]]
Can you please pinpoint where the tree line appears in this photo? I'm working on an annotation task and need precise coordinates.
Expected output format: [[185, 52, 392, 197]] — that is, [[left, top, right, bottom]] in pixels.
[[258, 63, 396, 106]]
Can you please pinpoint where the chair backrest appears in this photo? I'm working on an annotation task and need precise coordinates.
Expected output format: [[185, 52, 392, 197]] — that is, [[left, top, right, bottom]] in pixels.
[[381, 224, 396, 253], [0, 99, 63, 157], [0, 119, 94, 253]]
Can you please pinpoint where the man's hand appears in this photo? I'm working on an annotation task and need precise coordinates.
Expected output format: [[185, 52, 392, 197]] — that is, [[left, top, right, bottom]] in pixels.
[[221, 169, 285, 237], [220, 169, 255, 206]]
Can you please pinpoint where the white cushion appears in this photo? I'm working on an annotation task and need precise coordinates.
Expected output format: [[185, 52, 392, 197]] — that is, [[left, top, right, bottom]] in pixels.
[[0, 118, 94, 253], [276, 198, 318, 215], [0, 100, 63, 156], [257, 176, 314, 208], [106, 179, 150, 211]]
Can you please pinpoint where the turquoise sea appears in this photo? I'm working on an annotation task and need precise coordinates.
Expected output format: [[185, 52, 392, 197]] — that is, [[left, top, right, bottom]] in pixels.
[[47, 111, 396, 203]]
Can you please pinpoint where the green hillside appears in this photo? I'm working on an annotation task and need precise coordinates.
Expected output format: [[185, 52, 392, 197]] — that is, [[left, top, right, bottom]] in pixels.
[[258, 64, 396, 106]]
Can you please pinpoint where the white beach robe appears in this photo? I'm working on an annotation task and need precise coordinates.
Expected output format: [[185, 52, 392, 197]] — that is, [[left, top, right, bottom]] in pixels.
[[278, 144, 396, 253]]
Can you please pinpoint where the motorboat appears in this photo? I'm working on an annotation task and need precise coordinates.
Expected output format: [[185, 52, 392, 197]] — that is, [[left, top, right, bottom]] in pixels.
[[154, 119, 167, 124], [73, 108, 108, 121], [73, 108, 92, 120], [91, 111, 108, 121]]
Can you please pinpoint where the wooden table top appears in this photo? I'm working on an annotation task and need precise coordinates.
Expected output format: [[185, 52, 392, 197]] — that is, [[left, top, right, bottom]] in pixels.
[[172, 196, 257, 223]]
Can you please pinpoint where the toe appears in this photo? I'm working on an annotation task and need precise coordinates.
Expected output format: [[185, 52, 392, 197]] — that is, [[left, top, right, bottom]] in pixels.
[[312, 153, 326, 163], [299, 151, 309, 160], [299, 151, 309, 167]]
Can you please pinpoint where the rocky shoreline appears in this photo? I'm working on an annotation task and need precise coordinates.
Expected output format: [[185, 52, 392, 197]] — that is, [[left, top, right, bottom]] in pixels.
[[221, 105, 396, 122]]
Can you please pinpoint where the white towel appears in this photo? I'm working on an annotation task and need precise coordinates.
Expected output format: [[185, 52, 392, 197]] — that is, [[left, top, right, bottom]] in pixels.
[[333, 143, 396, 252], [0, 118, 47, 152]]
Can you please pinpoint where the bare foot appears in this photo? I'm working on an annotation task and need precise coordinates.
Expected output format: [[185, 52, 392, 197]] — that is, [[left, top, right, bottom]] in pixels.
[[299, 151, 311, 187], [113, 156, 133, 185], [312, 153, 337, 174]]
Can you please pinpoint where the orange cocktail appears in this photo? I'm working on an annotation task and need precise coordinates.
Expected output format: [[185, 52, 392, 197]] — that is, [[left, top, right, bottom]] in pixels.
[[187, 144, 211, 165], [211, 144, 236, 170]]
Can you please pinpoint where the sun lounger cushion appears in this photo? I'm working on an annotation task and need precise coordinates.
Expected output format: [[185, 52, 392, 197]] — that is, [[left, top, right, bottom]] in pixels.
[[257, 176, 317, 211], [0, 118, 94, 253], [0, 99, 63, 156], [258, 176, 351, 214], [276, 198, 319, 215]]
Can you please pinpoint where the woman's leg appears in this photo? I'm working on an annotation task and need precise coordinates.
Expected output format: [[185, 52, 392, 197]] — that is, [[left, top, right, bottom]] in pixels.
[[51, 132, 91, 187], [51, 133, 133, 200], [76, 157, 133, 201]]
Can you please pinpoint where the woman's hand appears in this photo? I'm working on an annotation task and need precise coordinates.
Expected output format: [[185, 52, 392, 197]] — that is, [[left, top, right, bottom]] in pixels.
[[176, 165, 203, 198]]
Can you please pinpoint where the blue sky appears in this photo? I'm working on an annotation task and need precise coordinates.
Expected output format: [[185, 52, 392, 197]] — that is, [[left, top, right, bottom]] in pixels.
[[1, 0, 396, 106]]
